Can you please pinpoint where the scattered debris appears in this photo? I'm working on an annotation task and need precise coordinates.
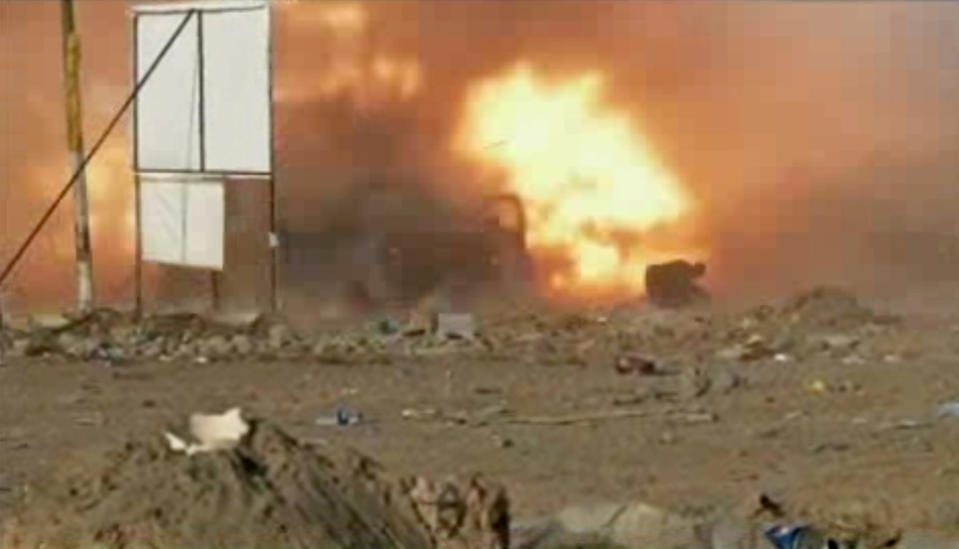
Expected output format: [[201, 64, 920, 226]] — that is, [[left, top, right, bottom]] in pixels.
[[433, 312, 477, 340], [807, 379, 829, 394], [807, 379, 861, 395], [765, 524, 835, 549], [717, 334, 777, 362], [937, 401, 959, 419], [404, 474, 510, 549], [514, 500, 707, 549], [678, 366, 712, 399], [667, 409, 718, 425], [820, 333, 860, 352], [876, 419, 932, 432], [713, 368, 744, 394], [401, 405, 509, 427], [165, 407, 249, 456], [316, 407, 364, 427], [614, 354, 657, 375], [502, 408, 652, 426]]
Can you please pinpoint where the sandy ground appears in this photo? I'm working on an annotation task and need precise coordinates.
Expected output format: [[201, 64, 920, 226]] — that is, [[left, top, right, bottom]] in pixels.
[[2, 298, 959, 540]]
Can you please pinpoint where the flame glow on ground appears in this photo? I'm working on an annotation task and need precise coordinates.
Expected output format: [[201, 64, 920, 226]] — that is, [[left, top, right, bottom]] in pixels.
[[456, 64, 700, 297]]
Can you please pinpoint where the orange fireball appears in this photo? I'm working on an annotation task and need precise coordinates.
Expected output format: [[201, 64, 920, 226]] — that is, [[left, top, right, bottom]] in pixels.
[[455, 63, 700, 297]]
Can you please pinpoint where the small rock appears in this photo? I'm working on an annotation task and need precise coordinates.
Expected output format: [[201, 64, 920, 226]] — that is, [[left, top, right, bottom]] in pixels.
[[679, 367, 711, 399], [608, 502, 702, 549], [108, 325, 136, 344], [8, 338, 29, 357], [201, 335, 232, 358], [433, 312, 477, 340], [820, 334, 859, 350], [807, 379, 829, 394], [671, 410, 718, 424], [311, 341, 329, 357], [140, 340, 163, 358], [55, 332, 78, 352], [937, 401, 959, 419], [717, 335, 775, 362], [175, 342, 196, 358], [268, 324, 292, 349], [231, 334, 254, 355], [492, 434, 513, 448], [615, 354, 657, 375], [713, 369, 743, 394]]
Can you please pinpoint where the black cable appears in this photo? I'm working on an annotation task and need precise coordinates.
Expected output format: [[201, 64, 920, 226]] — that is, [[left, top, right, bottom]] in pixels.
[[0, 8, 197, 289]]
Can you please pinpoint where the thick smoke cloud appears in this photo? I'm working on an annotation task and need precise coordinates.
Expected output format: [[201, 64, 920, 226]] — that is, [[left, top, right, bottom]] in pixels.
[[2, 1, 958, 311]]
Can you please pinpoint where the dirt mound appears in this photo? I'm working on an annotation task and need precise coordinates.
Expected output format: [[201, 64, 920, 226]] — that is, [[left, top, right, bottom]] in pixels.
[[779, 286, 887, 331], [736, 286, 898, 338], [1, 419, 509, 549]]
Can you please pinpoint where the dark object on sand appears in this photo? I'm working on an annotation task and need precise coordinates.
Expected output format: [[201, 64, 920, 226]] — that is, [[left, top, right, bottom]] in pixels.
[[281, 189, 535, 308], [644, 260, 709, 308]]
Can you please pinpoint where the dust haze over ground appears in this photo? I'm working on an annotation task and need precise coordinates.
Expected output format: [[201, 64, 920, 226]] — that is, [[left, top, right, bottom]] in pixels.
[[2, 1, 959, 310]]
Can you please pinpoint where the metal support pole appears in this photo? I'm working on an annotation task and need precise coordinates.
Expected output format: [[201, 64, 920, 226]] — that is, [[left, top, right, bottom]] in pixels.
[[61, 0, 95, 313], [0, 9, 196, 301], [134, 174, 143, 316], [268, 2, 279, 313]]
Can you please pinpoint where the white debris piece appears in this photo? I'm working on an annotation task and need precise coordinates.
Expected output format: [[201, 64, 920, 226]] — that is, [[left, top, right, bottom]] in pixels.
[[165, 407, 249, 455], [433, 313, 477, 340]]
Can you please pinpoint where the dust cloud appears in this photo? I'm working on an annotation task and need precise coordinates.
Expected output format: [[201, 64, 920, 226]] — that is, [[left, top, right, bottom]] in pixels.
[[2, 1, 958, 310]]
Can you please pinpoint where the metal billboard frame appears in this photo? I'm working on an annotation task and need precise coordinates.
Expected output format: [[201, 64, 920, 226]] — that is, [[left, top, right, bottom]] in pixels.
[[130, 0, 277, 313]]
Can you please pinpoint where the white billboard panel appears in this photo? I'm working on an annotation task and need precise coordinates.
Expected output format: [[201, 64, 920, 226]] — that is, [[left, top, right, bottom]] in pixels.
[[135, 12, 201, 171], [202, 8, 271, 173], [183, 182, 225, 269], [140, 180, 185, 265], [140, 177, 224, 270], [134, 1, 271, 174]]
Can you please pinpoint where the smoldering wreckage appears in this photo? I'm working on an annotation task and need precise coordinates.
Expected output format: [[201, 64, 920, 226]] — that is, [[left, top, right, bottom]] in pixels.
[[4, 282, 958, 548]]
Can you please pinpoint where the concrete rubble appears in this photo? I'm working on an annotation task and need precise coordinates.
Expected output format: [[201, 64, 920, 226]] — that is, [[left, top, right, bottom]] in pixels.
[[0, 287, 914, 376]]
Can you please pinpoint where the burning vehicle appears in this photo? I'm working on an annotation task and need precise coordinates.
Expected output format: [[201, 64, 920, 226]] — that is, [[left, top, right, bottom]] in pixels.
[[280, 185, 536, 309]]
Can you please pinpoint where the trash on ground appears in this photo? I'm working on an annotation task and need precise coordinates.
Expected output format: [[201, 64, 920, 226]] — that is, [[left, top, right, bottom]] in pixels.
[[432, 312, 477, 340], [614, 354, 657, 375], [316, 407, 364, 427], [165, 407, 249, 456], [937, 401, 959, 419]]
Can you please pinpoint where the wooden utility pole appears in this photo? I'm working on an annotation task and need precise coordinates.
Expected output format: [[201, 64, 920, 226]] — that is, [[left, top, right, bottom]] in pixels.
[[60, 0, 95, 312]]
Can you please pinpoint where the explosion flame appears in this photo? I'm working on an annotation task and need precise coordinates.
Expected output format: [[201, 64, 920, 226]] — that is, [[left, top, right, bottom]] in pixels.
[[456, 63, 699, 297]]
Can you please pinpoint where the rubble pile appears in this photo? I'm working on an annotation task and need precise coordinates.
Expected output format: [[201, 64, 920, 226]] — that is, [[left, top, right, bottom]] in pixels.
[[0, 287, 906, 368], [718, 287, 903, 363], [0, 417, 509, 549], [0, 309, 489, 364]]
